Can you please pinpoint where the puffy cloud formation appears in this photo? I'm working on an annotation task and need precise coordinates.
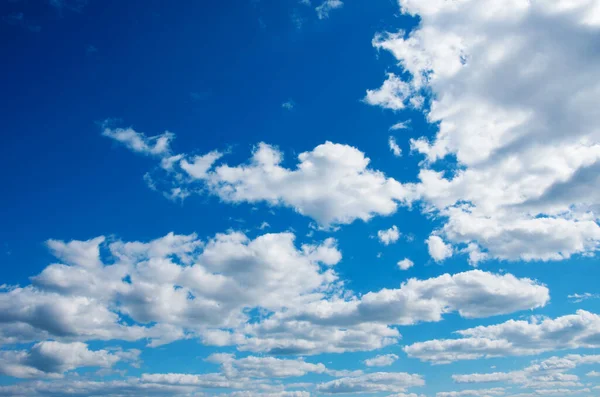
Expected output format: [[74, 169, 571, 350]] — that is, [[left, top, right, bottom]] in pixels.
[[0, 232, 549, 361], [366, 0, 600, 262], [426, 235, 453, 262], [378, 225, 401, 245], [316, 371, 424, 394], [405, 311, 600, 363], [104, 128, 415, 228], [266, 270, 548, 336], [0, 341, 138, 379], [397, 258, 414, 270], [452, 354, 600, 394], [364, 354, 399, 367]]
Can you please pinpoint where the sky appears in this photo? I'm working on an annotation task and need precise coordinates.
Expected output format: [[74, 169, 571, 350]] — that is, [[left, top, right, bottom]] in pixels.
[[1, 0, 600, 396]]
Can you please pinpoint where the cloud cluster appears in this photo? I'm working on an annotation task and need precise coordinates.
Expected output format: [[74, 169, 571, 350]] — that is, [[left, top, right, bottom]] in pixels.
[[366, 0, 600, 262], [105, 131, 416, 228], [405, 311, 600, 363]]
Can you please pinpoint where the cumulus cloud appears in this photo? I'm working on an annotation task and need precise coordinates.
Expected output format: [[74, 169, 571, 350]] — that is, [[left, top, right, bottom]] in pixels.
[[426, 235, 453, 262], [453, 354, 600, 392], [104, 129, 415, 227], [275, 270, 549, 329], [378, 225, 401, 245], [0, 341, 137, 379], [397, 258, 414, 270], [316, 371, 424, 394], [315, 0, 343, 19], [364, 354, 398, 367], [368, 0, 600, 262], [405, 311, 600, 363], [365, 74, 412, 111]]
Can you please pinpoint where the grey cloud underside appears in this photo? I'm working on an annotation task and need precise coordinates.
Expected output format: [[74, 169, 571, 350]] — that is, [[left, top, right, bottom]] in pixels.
[[0, 232, 548, 360], [405, 310, 600, 363]]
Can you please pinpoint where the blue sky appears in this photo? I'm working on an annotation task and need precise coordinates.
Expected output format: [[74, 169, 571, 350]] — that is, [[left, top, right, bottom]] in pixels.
[[1, 0, 600, 396]]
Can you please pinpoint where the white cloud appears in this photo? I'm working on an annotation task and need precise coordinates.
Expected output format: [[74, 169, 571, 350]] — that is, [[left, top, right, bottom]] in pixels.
[[0, 341, 138, 379], [452, 354, 600, 391], [397, 258, 414, 270], [436, 388, 506, 397], [315, 0, 343, 19], [389, 136, 402, 157], [588, 370, 600, 377], [426, 235, 453, 262], [568, 292, 600, 303], [102, 126, 173, 157], [276, 270, 549, 328], [405, 311, 600, 363], [368, 0, 600, 262], [389, 120, 411, 131], [316, 371, 424, 394], [364, 73, 412, 111], [364, 354, 399, 367], [282, 100, 295, 110], [378, 225, 401, 245]]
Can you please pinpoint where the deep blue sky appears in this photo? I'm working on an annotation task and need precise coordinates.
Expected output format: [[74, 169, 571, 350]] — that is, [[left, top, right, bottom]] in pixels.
[[1, 1, 599, 396]]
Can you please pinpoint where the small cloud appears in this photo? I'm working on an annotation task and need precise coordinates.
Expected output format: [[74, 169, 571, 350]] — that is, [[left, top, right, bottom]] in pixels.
[[299, 0, 311, 5], [388, 136, 402, 157], [397, 258, 414, 270], [426, 235, 453, 262], [377, 225, 400, 245], [315, 0, 343, 19], [568, 293, 600, 303], [389, 120, 411, 130], [259, 222, 270, 230], [282, 100, 295, 110]]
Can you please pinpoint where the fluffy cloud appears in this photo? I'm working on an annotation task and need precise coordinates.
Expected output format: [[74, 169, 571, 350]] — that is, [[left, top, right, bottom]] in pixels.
[[102, 125, 173, 157], [0, 232, 344, 349], [104, 129, 415, 227], [0, 341, 137, 379], [405, 311, 600, 363], [365, 73, 412, 111], [378, 225, 401, 245], [364, 354, 399, 367], [397, 258, 414, 270], [453, 354, 600, 391], [316, 371, 424, 394], [275, 270, 548, 329], [426, 235, 453, 262], [315, 0, 343, 19], [367, 0, 600, 262]]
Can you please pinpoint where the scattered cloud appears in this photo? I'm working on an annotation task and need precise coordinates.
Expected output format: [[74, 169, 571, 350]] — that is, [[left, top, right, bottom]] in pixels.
[[389, 136, 402, 157], [315, 0, 343, 19], [378, 225, 400, 245], [426, 235, 453, 262], [397, 258, 414, 270], [364, 354, 399, 367], [405, 311, 600, 363], [568, 293, 600, 303]]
